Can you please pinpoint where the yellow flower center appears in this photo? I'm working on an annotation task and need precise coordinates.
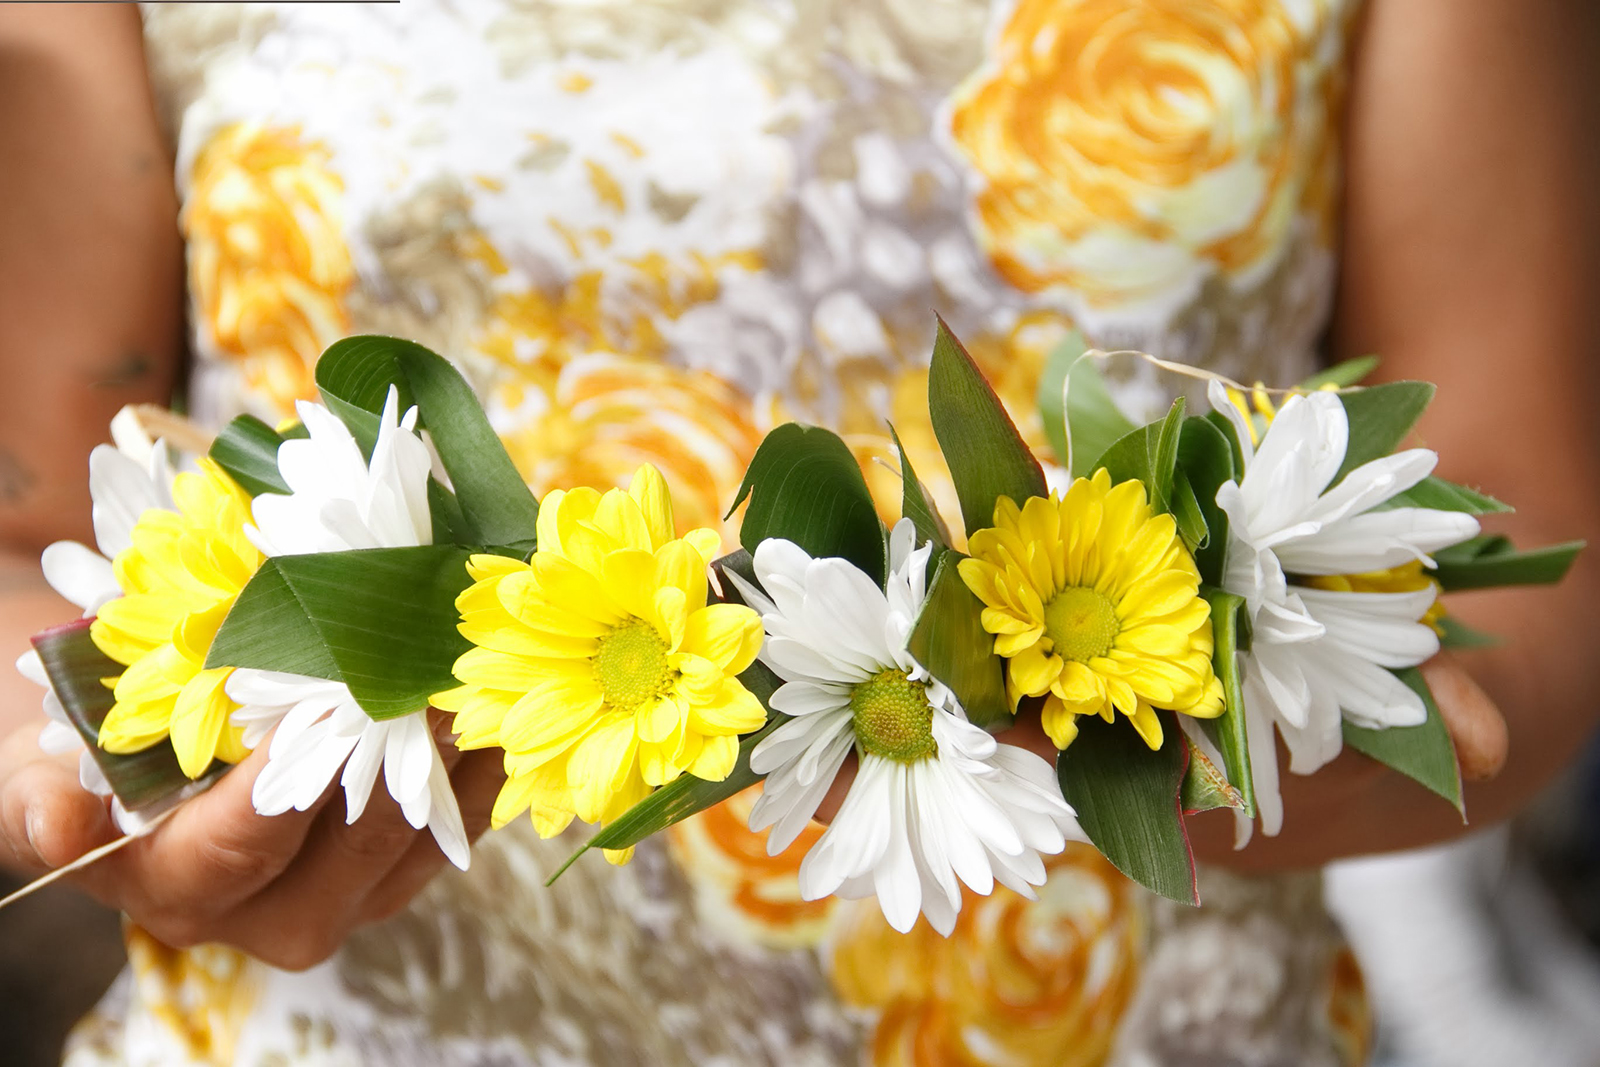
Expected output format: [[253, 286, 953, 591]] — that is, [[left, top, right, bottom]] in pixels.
[[592, 619, 675, 709], [1043, 587, 1120, 663], [850, 669, 936, 763]]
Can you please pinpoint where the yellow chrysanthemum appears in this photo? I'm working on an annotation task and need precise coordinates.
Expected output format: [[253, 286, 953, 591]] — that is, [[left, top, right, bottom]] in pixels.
[[958, 469, 1223, 751], [432, 465, 766, 860], [91, 460, 261, 778], [1306, 561, 1446, 635]]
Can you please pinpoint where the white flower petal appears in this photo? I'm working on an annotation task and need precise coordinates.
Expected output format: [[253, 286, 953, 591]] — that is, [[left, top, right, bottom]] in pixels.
[[41, 542, 119, 614]]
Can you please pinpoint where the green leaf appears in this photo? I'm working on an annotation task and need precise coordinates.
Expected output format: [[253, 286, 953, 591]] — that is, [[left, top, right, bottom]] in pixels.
[[32, 621, 219, 815], [1036, 335, 1138, 478], [1437, 614, 1502, 649], [730, 423, 887, 586], [1170, 470, 1209, 551], [207, 545, 475, 720], [1199, 589, 1256, 818], [929, 318, 1048, 537], [208, 415, 291, 497], [907, 551, 1011, 730], [1384, 476, 1512, 515], [888, 424, 952, 552], [1343, 667, 1463, 815], [315, 336, 540, 546], [1335, 382, 1434, 481], [1057, 711, 1197, 905], [1092, 397, 1186, 514], [1299, 355, 1380, 390], [1431, 536, 1585, 590], [549, 657, 789, 882], [1180, 741, 1246, 814], [1177, 416, 1238, 587]]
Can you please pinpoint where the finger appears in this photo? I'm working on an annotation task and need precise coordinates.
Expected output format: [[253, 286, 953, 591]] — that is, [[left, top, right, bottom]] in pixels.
[[357, 747, 504, 925], [106, 735, 333, 919], [0, 733, 116, 879], [1421, 653, 1508, 781]]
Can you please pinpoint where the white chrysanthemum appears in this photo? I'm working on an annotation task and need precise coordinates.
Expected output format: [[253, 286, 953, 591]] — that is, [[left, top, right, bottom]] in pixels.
[[230, 386, 468, 868], [729, 520, 1078, 936], [21, 421, 178, 806], [1208, 381, 1480, 836], [227, 669, 468, 869]]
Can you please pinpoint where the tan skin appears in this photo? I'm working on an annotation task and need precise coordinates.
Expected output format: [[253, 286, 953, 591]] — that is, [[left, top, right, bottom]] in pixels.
[[0, 1, 1595, 970]]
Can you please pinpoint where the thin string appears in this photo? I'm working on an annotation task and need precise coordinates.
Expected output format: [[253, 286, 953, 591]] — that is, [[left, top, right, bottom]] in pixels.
[[0, 804, 179, 913], [1085, 349, 1360, 396]]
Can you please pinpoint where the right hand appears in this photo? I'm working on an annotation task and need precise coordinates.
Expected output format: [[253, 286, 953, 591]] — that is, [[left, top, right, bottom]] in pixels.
[[0, 714, 504, 971]]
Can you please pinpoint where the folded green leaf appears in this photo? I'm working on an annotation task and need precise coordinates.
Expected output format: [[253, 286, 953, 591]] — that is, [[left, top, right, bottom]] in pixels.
[[1437, 614, 1501, 649], [1057, 711, 1198, 906], [1431, 536, 1584, 590], [907, 550, 1011, 730], [549, 658, 789, 882], [207, 545, 475, 720], [888, 424, 952, 553], [1170, 469, 1208, 551], [1180, 741, 1246, 814], [316, 336, 540, 547], [1199, 589, 1255, 817], [1092, 397, 1185, 515], [1342, 667, 1463, 816], [1299, 355, 1380, 390], [1384, 476, 1512, 515], [929, 318, 1048, 537], [209, 416, 291, 497], [730, 422, 887, 586], [1335, 382, 1434, 481], [1177, 416, 1237, 587], [1037, 335, 1138, 478], [33, 621, 218, 815]]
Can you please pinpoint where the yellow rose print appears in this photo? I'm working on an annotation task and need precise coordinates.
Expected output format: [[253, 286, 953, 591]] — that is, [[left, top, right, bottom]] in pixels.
[[184, 122, 353, 417], [950, 0, 1341, 314]]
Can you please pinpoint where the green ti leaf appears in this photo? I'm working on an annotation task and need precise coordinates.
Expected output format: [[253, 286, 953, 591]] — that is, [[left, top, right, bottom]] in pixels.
[[1036, 334, 1138, 479], [730, 422, 887, 587], [1335, 382, 1434, 481], [1057, 711, 1198, 906], [1298, 355, 1380, 390], [907, 550, 1011, 730], [1092, 397, 1186, 515], [928, 318, 1048, 537], [208, 415, 291, 497], [1197, 589, 1255, 817], [1431, 535, 1585, 590], [32, 621, 220, 816], [1437, 614, 1502, 649], [1176, 416, 1238, 587], [1342, 667, 1463, 815], [888, 423, 952, 553], [315, 336, 540, 547], [1384, 477, 1512, 515], [207, 545, 475, 721]]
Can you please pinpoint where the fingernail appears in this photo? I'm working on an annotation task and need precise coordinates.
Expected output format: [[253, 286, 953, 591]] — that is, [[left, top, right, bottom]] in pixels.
[[24, 805, 47, 865]]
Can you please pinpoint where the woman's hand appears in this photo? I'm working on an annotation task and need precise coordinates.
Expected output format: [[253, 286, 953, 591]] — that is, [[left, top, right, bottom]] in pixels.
[[0, 714, 503, 971]]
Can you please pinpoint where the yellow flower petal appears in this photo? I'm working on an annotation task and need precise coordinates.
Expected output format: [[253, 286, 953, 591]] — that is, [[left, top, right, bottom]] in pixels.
[[168, 667, 236, 778], [679, 602, 762, 672], [627, 464, 676, 549]]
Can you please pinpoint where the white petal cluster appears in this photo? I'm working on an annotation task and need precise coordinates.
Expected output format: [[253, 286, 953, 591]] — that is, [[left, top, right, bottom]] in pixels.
[[1209, 382, 1480, 836], [247, 386, 433, 556], [228, 670, 469, 869], [233, 386, 468, 867], [731, 520, 1078, 936]]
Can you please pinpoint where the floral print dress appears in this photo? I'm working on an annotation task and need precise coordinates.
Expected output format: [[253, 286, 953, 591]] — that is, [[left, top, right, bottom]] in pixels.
[[67, 2, 1369, 1064]]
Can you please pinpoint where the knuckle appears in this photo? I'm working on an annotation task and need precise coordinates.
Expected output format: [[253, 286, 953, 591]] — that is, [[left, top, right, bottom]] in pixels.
[[196, 833, 281, 885], [264, 928, 341, 972], [147, 913, 210, 951], [337, 819, 415, 861]]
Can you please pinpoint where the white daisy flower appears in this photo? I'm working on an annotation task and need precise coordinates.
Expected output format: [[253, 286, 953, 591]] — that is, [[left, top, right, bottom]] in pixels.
[[728, 519, 1078, 936], [231, 386, 469, 868], [1208, 381, 1480, 836], [21, 424, 178, 806]]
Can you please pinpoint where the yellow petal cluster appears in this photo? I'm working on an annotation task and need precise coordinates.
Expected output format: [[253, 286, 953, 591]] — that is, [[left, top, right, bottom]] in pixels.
[[958, 469, 1222, 751], [1306, 561, 1446, 635], [433, 465, 765, 857], [91, 460, 261, 778]]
